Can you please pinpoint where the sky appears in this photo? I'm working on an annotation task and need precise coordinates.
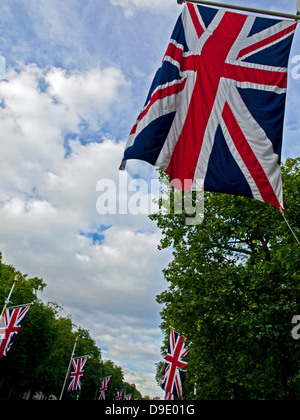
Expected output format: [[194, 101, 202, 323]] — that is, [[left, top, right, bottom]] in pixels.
[[0, 0, 299, 399]]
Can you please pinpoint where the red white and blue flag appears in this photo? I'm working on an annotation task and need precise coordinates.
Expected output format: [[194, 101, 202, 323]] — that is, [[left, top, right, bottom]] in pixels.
[[98, 376, 111, 400], [68, 356, 87, 392], [121, 2, 297, 209], [115, 391, 123, 400], [161, 329, 189, 399], [165, 392, 174, 400], [0, 304, 31, 358]]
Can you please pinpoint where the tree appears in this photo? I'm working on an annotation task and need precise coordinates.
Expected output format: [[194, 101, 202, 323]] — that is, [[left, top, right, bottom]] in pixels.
[[0, 257, 144, 400], [76, 327, 102, 401], [123, 382, 143, 400], [100, 359, 125, 400], [150, 158, 300, 400]]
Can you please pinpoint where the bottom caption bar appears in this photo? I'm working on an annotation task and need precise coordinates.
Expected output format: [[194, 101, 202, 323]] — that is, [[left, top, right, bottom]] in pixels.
[[99, 401, 198, 416]]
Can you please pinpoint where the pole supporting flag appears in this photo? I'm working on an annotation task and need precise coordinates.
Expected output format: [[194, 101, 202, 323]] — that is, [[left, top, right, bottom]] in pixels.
[[177, 0, 300, 21], [59, 337, 79, 400], [0, 275, 20, 326]]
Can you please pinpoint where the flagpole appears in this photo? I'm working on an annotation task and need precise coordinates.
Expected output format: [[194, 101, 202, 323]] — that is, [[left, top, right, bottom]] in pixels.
[[0, 275, 20, 326], [177, 0, 300, 21], [5, 302, 33, 311], [59, 337, 79, 400]]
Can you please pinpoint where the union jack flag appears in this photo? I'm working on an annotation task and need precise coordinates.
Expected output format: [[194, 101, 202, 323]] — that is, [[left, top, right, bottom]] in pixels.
[[115, 391, 123, 400], [161, 329, 189, 399], [121, 2, 297, 210], [67, 356, 87, 392], [0, 304, 31, 358], [165, 392, 174, 400], [98, 376, 111, 400], [125, 394, 132, 400]]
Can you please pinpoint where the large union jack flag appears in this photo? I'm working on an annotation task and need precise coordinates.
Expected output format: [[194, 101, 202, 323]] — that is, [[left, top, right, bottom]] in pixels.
[[121, 2, 297, 210], [0, 304, 31, 358], [68, 356, 87, 392], [161, 329, 189, 399], [98, 376, 111, 400]]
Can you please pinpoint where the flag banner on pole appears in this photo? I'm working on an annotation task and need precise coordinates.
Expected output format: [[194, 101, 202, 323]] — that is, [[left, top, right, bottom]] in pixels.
[[120, 2, 297, 210], [0, 304, 31, 358], [67, 356, 87, 392], [161, 329, 189, 399], [125, 394, 132, 400], [115, 391, 123, 400], [98, 376, 111, 400]]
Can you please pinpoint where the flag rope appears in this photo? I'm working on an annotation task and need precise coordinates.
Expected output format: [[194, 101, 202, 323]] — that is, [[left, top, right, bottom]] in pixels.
[[177, 0, 300, 21], [281, 210, 300, 245]]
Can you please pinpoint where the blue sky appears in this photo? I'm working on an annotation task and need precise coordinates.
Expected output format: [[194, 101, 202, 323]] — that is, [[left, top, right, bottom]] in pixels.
[[0, 0, 299, 398]]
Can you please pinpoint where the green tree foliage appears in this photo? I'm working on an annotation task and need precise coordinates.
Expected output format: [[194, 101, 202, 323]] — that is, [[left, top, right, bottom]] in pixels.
[[97, 359, 143, 400], [100, 359, 125, 400], [150, 158, 300, 400], [0, 255, 143, 400]]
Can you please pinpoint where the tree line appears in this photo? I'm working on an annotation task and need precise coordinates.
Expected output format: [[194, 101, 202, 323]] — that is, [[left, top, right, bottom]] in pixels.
[[0, 255, 143, 400], [151, 158, 300, 400]]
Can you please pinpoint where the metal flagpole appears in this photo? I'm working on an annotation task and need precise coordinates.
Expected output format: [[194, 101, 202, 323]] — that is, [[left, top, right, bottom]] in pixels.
[[177, 0, 300, 21], [4, 302, 33, 311], [59, 337, 79, 400], [0, 275, 20, 326]]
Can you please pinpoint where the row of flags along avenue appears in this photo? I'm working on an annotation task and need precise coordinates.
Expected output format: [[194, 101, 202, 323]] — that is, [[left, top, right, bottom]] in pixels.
[[0, 275, 188, 400], [0, 281, 188, 400]]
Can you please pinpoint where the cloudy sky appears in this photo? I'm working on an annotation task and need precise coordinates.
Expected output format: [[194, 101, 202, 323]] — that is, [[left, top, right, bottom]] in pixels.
[[0, 0, 299, 398]]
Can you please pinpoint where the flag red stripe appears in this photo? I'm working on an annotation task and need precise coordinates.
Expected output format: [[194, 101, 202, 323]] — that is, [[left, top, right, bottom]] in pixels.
[[130, 78, 187, 136], [166, 12, 247, 187], [224, 63, 287, 89], [187, 3, 205, 38], [222, 102, 281, 209], [237, 23, 297, 59], [164, 42, 184, 63]]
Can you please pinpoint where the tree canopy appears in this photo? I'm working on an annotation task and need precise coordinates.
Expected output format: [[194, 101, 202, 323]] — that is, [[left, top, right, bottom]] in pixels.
[[151, 157, 300, 400], [0, 254, 143, 400]]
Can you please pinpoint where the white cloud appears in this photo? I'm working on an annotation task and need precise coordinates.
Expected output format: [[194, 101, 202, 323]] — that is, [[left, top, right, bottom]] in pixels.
[[46, 67, 129, 128], [110, 0, 176, 17], [0, 62, 171, 397], [0, 63, 129, 194], [124, 368, 164, 398]]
